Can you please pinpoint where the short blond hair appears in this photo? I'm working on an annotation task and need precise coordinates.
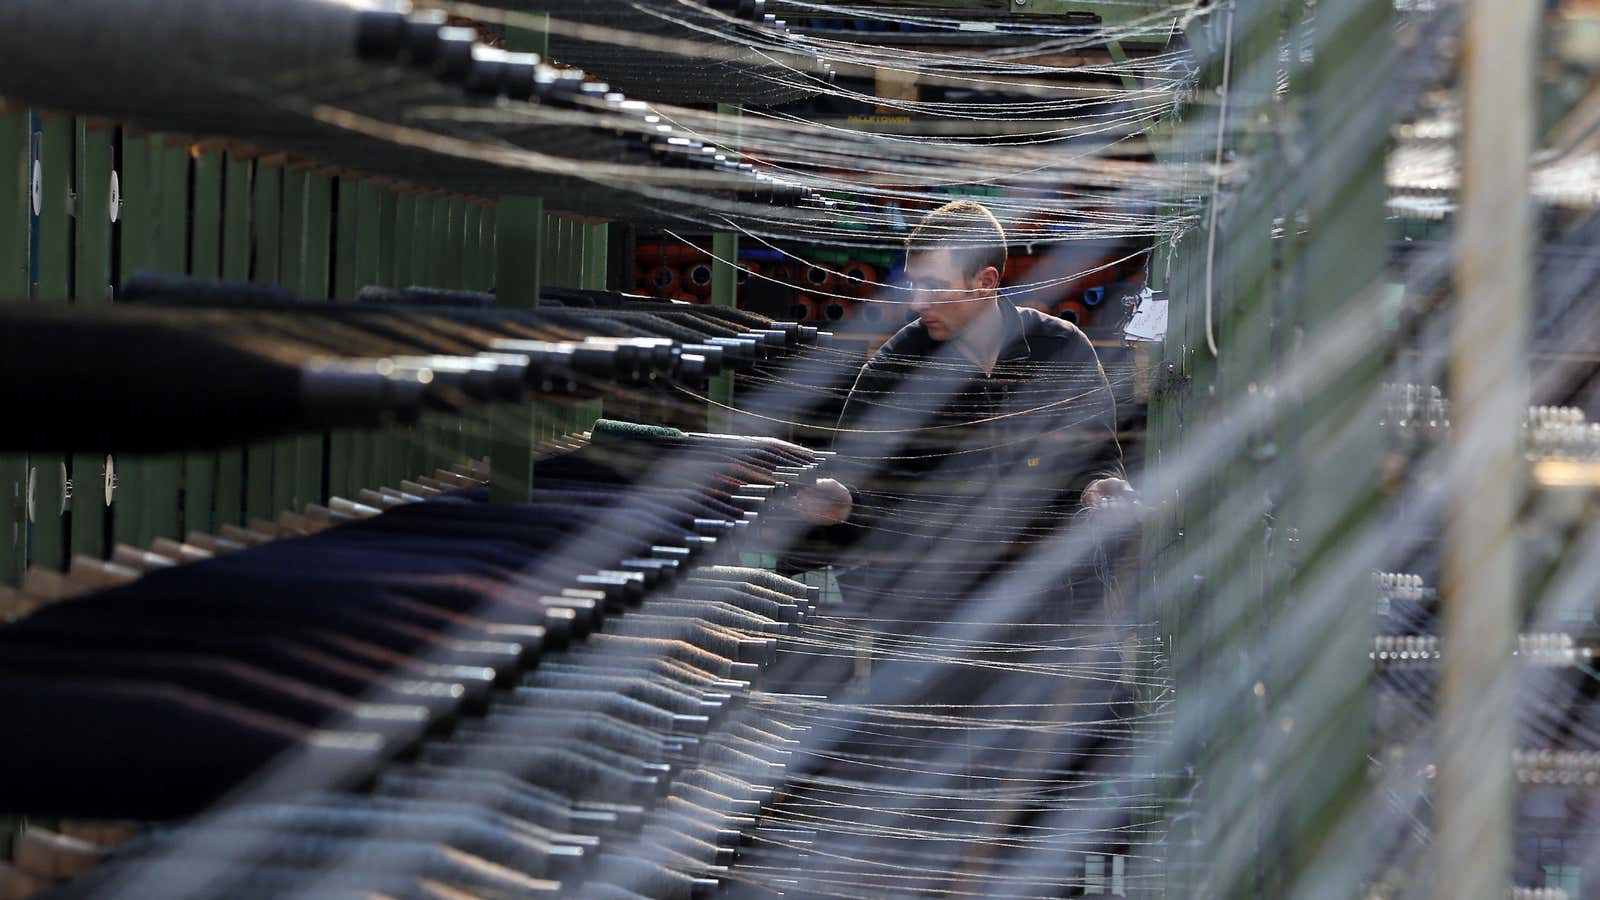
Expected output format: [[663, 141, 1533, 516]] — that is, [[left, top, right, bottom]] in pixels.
[[905, 199, 1007, 279]]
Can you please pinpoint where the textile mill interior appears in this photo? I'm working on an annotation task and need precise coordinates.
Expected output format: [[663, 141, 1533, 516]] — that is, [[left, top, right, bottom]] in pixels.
[[2, 0, 1599, 897]]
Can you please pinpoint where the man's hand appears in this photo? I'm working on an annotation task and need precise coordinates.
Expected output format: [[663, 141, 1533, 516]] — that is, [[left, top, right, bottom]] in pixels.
[[795, 478, 854, 526], [1082, 477, 1137, 510]]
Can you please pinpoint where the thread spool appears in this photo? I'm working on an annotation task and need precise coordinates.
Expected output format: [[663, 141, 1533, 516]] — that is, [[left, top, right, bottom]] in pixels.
[[1001, 253, 1038, 286], [859, 301, 888, 325], [1013, 293, 1054, 315], [803, 263, 838, 294], [636, 244, 701, 265], [683, 262, 715, 297], [646, 266, 681, 296], [1056, 300, 1087, 325], [821, 297, 852, 323], [765, 262, 796, 288], [789, 295, 819, 322], [737, 261, 762, 287], [840, 261, 877, 297]]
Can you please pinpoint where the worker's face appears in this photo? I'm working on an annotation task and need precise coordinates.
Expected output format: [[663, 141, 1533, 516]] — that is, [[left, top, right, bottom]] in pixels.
[[906, 249, 1000, 342]]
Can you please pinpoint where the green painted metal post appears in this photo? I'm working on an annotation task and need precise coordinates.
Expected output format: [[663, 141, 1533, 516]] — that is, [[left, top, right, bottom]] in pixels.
[[245, 158, 282, 523], [184, 147, 224, 536], [272, 166, 308, 516], [709, 231, 739, 434], [144, 139, 189, 541], [479, 205, 495, 293], [296, 170, 333, 509], [71, 121, 115, 557], [462, 203, 482, 291], [433, 194, 450, 290], [328, 176, 362, 501], [446, 197, 467, 288], [408, 192, 434, 477], [215, 153, 252, 529], [32, 116, 73, 571], [303, 172, 332, 297], [412, 194, 435, 289], [371, 184, 400, 486], [377, 187, 399, 290], [581, 222, 608, 290], [578, 221, 609, 433], [490, 195, 543, 503], [334, 178, 361, 301], [708, 104, 742, 434], [393, 191, 415, 287], [111, 133, 154, 548], [1150, 0, 1394, 893], [190, 151, 224, 280], [346, 180, 384, 494], [0, 111, 26, 584]]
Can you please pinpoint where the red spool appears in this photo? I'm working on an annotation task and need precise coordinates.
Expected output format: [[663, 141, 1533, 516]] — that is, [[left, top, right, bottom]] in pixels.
[[683, 261, 715, 297], [789, 295, 820, 322], [859, 301, 890, 325], [840, 261, 879, 297], [647, 265, 681, 295], [1055, 299, 1088, 326], [636, 244, 702, 265], [1002, 253, 1040, 287], [765, 262, 797, 289], [737, 261, 762, 287], [803, 263, 838, 294], [821, 297, 854, 323]]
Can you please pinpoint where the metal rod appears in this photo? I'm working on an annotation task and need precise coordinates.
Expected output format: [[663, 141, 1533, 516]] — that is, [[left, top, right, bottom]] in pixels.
[[1436, 1, 1540, 897]]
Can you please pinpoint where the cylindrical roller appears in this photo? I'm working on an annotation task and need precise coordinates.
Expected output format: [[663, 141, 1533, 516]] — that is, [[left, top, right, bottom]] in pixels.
[[646, 265, 682, 297], [683, 261, 715, 297]]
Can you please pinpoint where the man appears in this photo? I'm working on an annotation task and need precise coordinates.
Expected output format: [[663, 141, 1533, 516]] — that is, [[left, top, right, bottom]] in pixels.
[[765, 200, 1144, 893], [791, 198, 1133, 613]]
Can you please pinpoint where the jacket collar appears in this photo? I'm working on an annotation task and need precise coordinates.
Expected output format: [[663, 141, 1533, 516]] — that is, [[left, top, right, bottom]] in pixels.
[[995, 298, 1033, 362]]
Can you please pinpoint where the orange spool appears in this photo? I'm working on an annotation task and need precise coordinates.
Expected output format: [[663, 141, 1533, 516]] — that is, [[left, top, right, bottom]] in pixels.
[[840, 261, 878, 297], [859, 301, 895, 325], [803, 263, 838, 294], [820, 296, 854, 323], [1015, 296, 1055, 315], [737, 261, 763, 287], [636, 244, 701, 265], [683, 261, 715, 297], [1002, 253, 1040, 287], [789, 295, 820, 322], [765, 262, 797, 289], [646, 265, 681, 295], [1055, 299, 1088, 326]]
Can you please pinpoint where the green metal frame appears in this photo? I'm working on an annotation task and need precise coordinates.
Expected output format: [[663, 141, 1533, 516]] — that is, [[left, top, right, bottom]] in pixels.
[[245, 157, 282, 524], [185, 147, 225, 537], [0, 111, 29, 584], [71, 121, 115, 558], [33, 115, 72, 571], [1148, 0, 1394, 893], [215, 152, 252, 529], [328, 176, 362, 501], [489, 195, 544, 503], [708, 104, 742, 434]]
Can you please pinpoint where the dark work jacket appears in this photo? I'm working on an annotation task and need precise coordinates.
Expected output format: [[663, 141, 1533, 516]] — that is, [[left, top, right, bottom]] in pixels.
[[790, 299, 1124, 621]]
